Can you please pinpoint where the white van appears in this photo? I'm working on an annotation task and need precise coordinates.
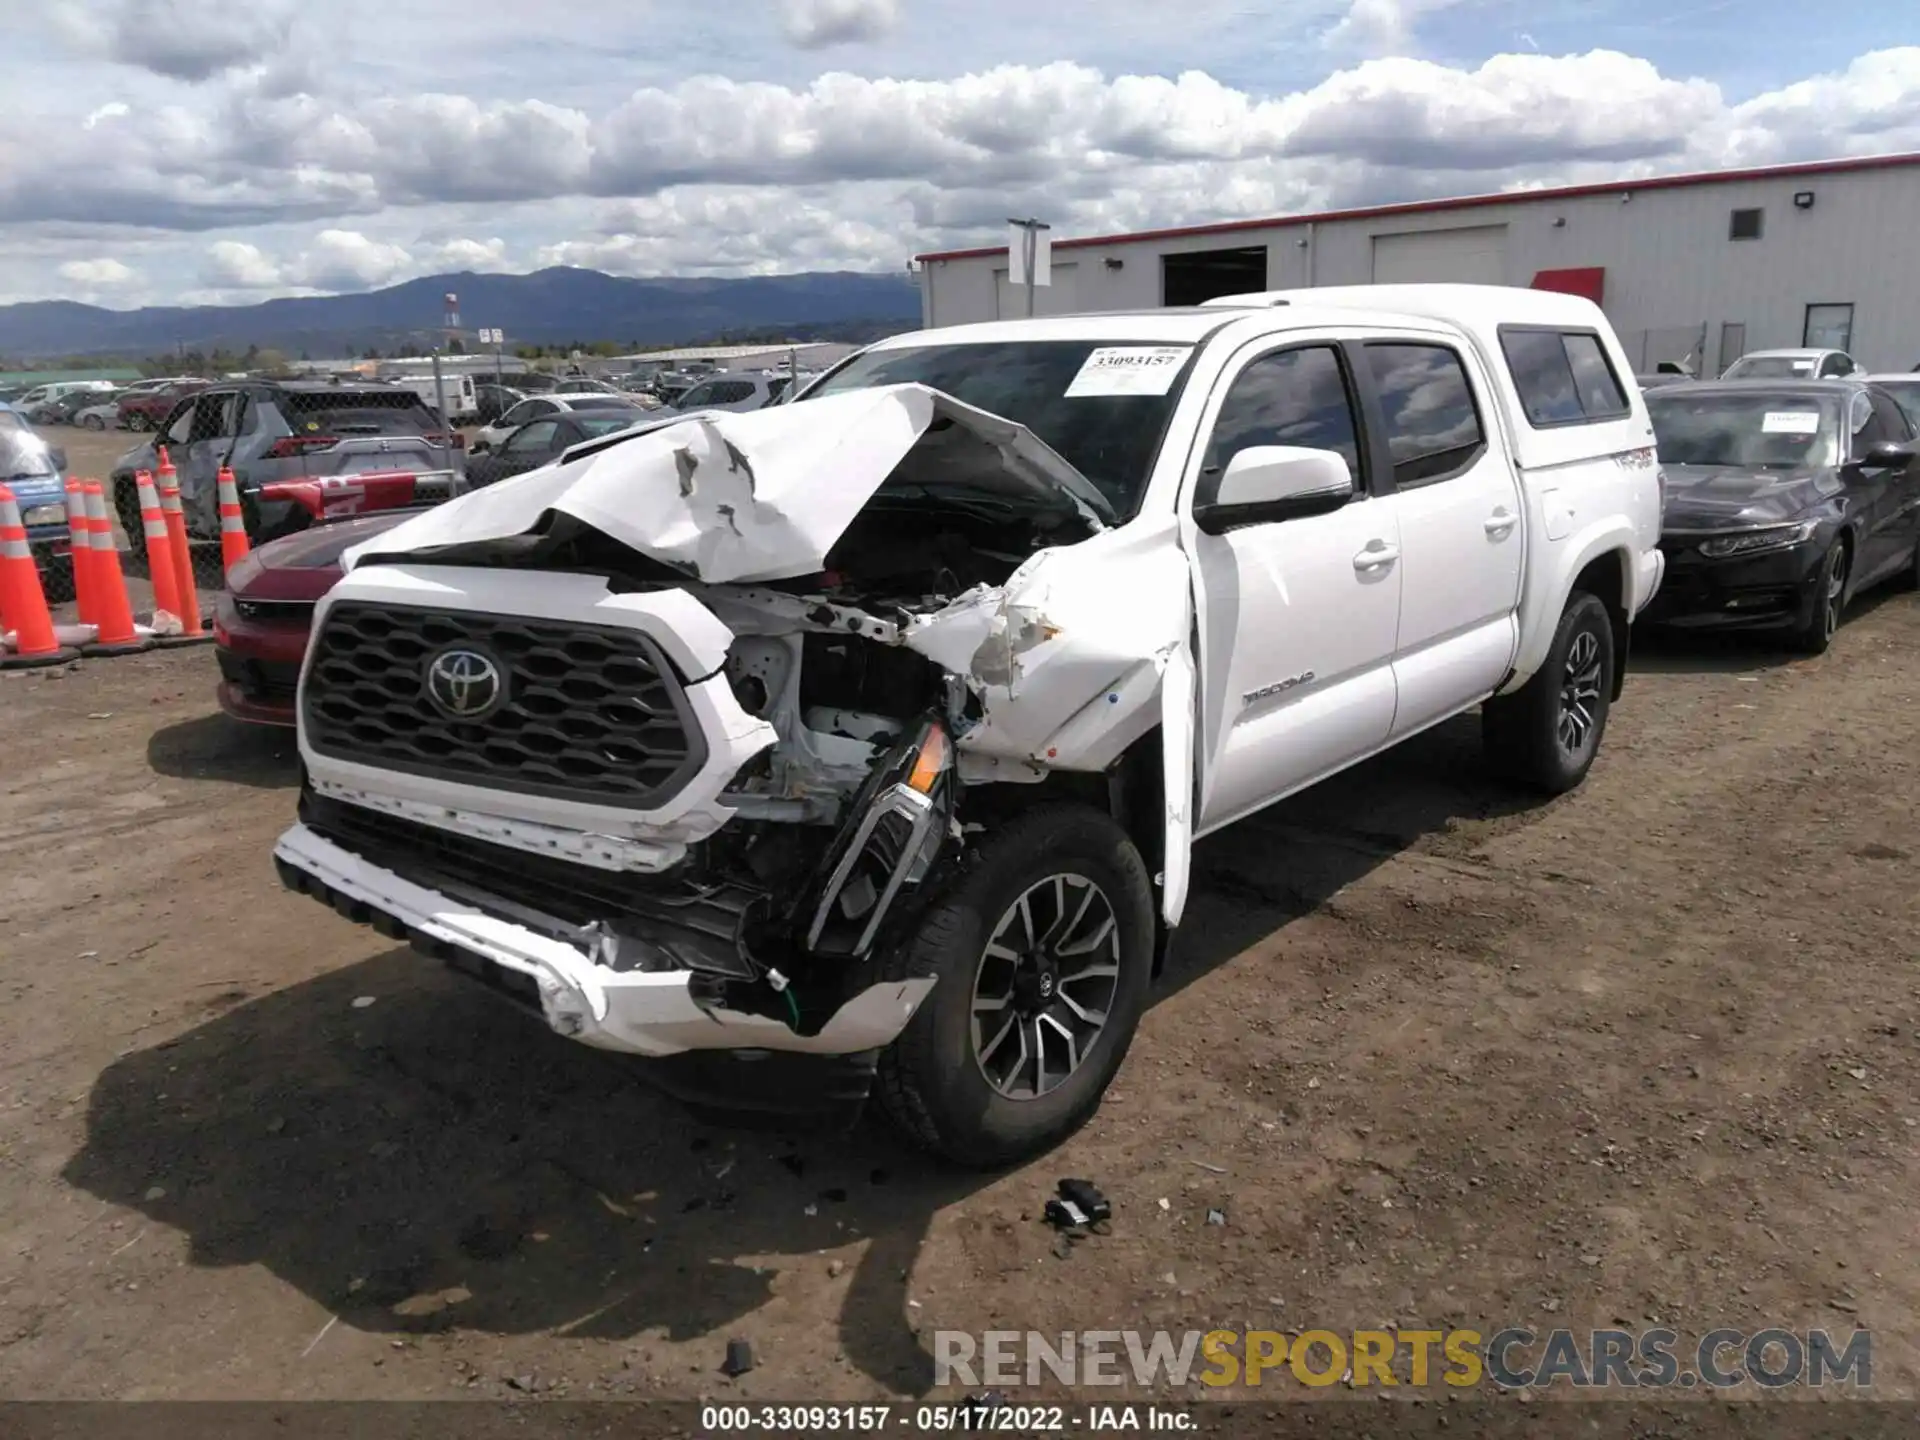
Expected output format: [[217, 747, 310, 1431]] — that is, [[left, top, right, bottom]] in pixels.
[[15, 380, 116, 409], [385, 372, 479, 422]]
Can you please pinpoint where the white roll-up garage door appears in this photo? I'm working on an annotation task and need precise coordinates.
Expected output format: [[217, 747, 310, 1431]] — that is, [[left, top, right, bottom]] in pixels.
[[1370, 225, 1508, 285]]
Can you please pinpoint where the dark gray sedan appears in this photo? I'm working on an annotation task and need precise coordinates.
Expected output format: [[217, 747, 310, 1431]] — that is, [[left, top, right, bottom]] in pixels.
[[1640, 379, 1920, 653]]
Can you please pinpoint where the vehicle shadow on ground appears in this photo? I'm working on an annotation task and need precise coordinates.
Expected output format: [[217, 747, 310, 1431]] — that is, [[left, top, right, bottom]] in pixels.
[[1165, 709, 1537, 1000], [1630, 587, 1914, 675], [68, 713, 1541, 1393], [146, 712, 299, 789]]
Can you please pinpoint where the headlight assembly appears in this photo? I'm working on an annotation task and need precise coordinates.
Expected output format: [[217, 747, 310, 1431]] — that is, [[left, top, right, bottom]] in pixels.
[[1696, 520, 1819, 559], [20, 504, 67, 528]]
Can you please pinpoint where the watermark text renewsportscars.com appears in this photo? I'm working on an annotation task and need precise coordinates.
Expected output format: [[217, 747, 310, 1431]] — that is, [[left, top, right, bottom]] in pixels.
[[933, 1327, 1871, 1390]]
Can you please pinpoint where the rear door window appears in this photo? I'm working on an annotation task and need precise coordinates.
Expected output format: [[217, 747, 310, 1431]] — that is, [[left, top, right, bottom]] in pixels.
[[1363, 343, 1488, 487], [1500, 327, 1632, 427]]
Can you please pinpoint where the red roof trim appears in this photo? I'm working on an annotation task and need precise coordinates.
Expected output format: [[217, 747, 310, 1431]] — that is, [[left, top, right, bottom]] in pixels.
[[913, 151, 1920, 263]]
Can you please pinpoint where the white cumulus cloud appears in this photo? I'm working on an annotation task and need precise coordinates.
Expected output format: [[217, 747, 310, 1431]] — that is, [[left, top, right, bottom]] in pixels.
[[58, 257, 137, 285]]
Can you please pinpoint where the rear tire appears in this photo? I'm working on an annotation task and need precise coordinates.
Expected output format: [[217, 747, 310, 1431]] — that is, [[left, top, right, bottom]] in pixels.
[[126, 413, 150, 432], [874, 803, 1155, 1170], [82, 414, 106, 431], [1483, 590, 1615, 795]]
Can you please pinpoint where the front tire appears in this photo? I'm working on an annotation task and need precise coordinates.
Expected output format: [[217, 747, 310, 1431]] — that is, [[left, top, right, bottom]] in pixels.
[[875, 803, 1155, 1169], [1790, 540, 1849, 655], [126, 413, 150, 432], [1483, 590, 1615, 795]]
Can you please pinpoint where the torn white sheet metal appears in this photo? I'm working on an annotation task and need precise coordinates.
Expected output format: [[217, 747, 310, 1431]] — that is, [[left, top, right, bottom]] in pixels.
[[343, 383, 1108, 585], [1158, 640, 1196, 928], [901, 520, 1195, 769]]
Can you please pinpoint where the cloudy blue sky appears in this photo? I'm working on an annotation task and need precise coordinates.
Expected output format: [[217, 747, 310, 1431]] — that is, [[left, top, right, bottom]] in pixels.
[[1, 0, 1916, 308]]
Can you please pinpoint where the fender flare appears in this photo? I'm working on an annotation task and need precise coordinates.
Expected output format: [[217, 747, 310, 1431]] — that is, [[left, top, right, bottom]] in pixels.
[[1504, 520, 1636, 692]]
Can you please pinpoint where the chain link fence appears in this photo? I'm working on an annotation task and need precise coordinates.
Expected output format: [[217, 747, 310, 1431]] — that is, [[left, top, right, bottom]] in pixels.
[[95, 378, 467, 602]]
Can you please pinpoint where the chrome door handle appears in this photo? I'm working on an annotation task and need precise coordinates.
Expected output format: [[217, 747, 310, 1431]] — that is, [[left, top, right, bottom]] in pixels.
[[1484, 507, 1517, 536], [1353, 540, 1400, 571]]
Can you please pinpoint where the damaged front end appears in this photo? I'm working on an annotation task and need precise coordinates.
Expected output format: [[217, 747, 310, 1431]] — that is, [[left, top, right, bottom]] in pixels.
[[273, 382, 1191, 1113]]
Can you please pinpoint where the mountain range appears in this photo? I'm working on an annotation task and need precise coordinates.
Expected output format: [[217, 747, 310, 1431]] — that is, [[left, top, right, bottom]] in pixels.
[[0, 267, 925, 360]]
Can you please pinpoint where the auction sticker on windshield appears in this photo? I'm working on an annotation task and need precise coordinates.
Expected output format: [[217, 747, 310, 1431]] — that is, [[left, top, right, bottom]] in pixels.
[[1065, 346, 1191, 397], [1761, 411, 1821, 434]]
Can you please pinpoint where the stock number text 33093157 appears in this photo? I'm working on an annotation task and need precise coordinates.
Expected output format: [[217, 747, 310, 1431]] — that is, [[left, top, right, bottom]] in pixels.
[[700, 1404, 1190, 1432]]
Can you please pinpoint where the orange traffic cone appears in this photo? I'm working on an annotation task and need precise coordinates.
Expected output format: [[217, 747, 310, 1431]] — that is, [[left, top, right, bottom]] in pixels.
[[216, 465, 251, 574], [64, 479, 99, 627], [133, 469, 184, 628], [157, 473, 206, 640], [80, 482, 149, 655], [0, 485, 77, 668]]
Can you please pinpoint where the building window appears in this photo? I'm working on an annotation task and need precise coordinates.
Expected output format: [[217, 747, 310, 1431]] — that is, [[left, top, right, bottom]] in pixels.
[[1728, 208, 1764, 241], [1803, 303, 1854, 352]]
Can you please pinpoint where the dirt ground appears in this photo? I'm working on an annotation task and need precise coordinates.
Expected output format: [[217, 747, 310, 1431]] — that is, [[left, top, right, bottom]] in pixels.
[[3, 432, 1918, 1405]]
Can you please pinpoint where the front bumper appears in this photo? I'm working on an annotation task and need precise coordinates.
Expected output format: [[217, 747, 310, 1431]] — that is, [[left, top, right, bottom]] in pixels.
[[273, 821, 936, 1059], [213, 593, 307, 726], [1638, 537, 1824, 631]]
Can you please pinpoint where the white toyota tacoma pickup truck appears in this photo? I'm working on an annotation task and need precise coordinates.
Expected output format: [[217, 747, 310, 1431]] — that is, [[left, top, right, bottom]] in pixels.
[[275, 283, 1664, 1166]]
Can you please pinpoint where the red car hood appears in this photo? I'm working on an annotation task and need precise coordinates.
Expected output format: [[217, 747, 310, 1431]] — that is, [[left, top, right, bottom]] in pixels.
[[233, 510, 417, 602]]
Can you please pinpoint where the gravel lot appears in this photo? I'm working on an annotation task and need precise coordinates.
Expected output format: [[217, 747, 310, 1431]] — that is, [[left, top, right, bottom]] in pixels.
[[3, 423, 1918, 1404]]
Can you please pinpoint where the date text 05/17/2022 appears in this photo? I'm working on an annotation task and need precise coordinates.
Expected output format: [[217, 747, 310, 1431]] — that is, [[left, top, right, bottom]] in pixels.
[[699, 1402, 1196, 1431]]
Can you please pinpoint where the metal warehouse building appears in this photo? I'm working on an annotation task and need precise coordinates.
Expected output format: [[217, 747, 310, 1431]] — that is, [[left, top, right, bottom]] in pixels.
[[914, 152, 1920, 375]]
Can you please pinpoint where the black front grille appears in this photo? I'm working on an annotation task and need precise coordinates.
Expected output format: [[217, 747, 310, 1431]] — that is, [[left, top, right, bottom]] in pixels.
[[302, 602, 708, 808], [234, 598, 315, 624]]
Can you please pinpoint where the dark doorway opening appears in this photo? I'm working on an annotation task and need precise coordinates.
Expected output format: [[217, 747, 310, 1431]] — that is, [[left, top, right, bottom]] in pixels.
[[1161, 246, 1268, 307]]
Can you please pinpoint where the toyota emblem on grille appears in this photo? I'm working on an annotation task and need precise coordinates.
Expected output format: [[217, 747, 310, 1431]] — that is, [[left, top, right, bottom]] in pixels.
[[424, 648, 505, 719]]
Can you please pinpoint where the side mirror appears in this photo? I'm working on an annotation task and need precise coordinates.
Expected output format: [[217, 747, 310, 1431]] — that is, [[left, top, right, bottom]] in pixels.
[[48, 447, 67, 471], [1194, 445, 1355, 535], [1858, 439, 1914, 468]]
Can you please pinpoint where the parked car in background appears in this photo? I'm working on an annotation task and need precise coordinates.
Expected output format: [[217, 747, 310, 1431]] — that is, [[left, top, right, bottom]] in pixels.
[[665, 373, 785, 413], [1721, 348, 1859, 381], [469, 394, 640, 452], [384, 372, 479, 423], [119, 380, 208, 431], [471, 383, 525, 426], [464, 411, 651, 487], [0, 404, 72, 588], [72, 394, 125, 430], [1640, 379, 1919, 652], [214, 507, 422, 726], [109, 379, 464, 548], [14, 381, 114, 420], [1859, 374, 1920, 431]]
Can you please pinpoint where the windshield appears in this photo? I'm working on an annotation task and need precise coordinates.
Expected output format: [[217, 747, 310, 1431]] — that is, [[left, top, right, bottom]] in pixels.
[[1648, 391, 1840, 468], [0, 430, 57, 479], [1725, 355, 1818, 379], [801, 340, 1197, 520]]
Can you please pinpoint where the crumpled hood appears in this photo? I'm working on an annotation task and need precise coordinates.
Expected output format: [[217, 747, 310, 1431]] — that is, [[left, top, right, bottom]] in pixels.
[[1661, 464, 1838, 529], [342, 384, 1110, 584]]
